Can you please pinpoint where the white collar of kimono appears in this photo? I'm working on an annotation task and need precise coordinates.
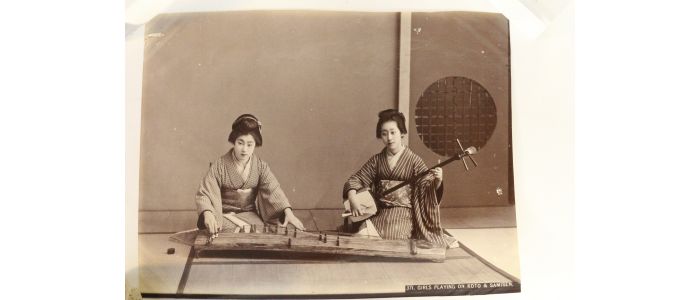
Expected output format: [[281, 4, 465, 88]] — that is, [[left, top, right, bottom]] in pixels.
[[231, 152, 252, 180], [386, 145, 405, 157], [386, 145, 405, 170]]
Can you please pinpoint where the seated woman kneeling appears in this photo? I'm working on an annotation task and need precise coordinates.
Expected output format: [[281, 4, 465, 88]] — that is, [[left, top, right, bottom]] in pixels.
[[195, 114, 305, 236], [343, 109, 457, 248]]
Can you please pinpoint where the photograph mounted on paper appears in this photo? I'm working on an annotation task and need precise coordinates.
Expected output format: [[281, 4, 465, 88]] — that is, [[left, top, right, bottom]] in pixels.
[[136, 10, 520, 298]]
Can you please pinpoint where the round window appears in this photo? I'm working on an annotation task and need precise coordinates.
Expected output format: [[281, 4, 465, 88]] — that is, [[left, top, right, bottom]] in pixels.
[[415, 76, 497, 156]]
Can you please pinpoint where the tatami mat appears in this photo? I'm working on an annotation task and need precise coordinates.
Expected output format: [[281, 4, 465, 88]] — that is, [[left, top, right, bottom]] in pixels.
[[138, 205, 521, 297], [139, 234, 518, 297], [447, 228, 521, 279]]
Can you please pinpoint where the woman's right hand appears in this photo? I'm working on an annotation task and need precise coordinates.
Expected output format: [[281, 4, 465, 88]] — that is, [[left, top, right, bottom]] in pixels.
[[348, 196, 364, 217], [203, 210, 219, 237]]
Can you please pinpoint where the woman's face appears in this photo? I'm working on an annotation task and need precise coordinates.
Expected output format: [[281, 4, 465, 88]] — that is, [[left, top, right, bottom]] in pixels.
[[233, 134, 256, 161], [380, 121, 404, 153]]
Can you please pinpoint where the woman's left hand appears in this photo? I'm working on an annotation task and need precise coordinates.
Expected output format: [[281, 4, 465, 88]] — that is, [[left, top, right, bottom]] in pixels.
[[283, 210, 306, 231], [430, 167, 443, 184]]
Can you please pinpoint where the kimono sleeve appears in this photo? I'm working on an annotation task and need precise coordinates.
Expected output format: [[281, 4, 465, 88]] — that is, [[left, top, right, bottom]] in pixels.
[[413, 155, 444, 203], [410, 152, 448, 246], [256, 160, 292, 223], [194, 160, 224, 226], [343, 155, 379, 199]]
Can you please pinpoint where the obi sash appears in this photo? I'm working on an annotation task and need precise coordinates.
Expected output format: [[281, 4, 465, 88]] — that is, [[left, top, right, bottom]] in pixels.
[[221, 188, 256, 213], [377, 180, 412, 208]]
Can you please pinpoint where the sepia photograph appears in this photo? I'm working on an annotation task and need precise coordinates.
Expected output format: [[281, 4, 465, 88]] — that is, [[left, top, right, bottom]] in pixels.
[[131, 7, 521, 298], [19, 0, 700, 299]]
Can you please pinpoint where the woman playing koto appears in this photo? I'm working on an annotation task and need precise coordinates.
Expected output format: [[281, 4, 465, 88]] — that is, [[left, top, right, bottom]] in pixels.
[[195, 114, 305, 237], [343, 109, 456, 247]]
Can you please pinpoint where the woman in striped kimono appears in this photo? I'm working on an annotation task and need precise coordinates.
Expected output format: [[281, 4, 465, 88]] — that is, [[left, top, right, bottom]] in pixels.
[[195, 114, 306, 237], [343, 109, 456, 247]]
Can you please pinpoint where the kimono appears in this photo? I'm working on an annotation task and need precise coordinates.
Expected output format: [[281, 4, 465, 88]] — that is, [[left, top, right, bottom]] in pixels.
[[195, 149, 292, 232], [343, 147, 451, 247]]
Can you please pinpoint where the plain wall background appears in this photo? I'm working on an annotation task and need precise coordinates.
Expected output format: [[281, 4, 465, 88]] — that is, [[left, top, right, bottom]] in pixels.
[[140, 11, 399, 214], [409, 12, 511, 207]]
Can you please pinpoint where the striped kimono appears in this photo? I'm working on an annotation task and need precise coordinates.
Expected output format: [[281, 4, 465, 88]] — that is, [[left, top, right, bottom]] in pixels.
[[195, 149, 293, 231], [343, 147, 450, 246]]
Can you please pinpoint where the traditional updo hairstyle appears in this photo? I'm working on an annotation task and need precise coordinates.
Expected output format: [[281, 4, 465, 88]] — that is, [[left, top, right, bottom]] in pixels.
[[375, 109, 407, 138], [228, 114, 263, 147]]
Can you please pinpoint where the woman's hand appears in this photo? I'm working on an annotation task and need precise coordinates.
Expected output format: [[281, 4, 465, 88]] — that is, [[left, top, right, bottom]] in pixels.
[[347, 190, 364, 217], [203, 210, 220, 237], [430, 167, 443, 185], [349, 198, 365, 217], [283, 208, 306, 231]]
